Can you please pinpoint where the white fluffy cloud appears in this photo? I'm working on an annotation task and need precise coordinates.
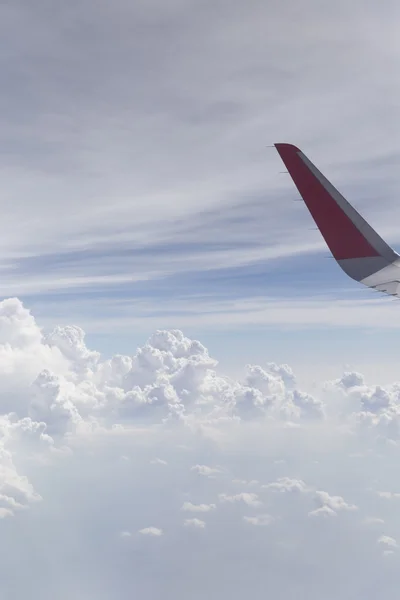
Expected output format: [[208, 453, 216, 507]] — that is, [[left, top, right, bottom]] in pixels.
[[1, 298, 400, 597], [190, 465, 222, 477], [378, 535, 397, 549], [139, 527, 164, 537], [184, 518, 206, 529], [309, 491, 358, 518], [181, 502, 216, 513], [263, 477, 309, 494], [243, 514, 274, 527], [218, 492, 262, 507]]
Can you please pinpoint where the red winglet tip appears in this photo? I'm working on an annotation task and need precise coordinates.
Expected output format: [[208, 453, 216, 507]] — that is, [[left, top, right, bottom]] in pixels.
[[274, 143, 301, 154]]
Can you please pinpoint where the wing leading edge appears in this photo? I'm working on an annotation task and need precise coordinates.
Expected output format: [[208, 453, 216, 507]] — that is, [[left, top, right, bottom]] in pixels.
[[274, 143, 400, 297]]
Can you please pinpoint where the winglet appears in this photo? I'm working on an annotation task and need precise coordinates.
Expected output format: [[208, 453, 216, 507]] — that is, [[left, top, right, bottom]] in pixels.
[[274, 143, 398, 281]]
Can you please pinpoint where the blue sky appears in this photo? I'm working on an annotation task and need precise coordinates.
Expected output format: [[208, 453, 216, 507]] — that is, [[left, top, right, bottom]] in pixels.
[[0, 1, 399, 388], [0, 4, 391, 387]]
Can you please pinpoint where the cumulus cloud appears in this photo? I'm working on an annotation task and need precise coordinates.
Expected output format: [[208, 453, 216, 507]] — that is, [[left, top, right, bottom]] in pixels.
[[181, 502, 216, 513], [263, 477, 308, 494], [1, 299, 400, 597], [336, 371, 365, 390], [378, 535, 397, 549], [190, 465, 221, 477], [232, 479, 259, 486], [243, 514, 274, 527], [218, 492, 262, 507], [184, 518, 206, 529], [308, 505, 337, 518], [311, 491, 358, 514], [377, 491, 400, 500], [378, 535, 398, 557], [139, 527, 163, 537]]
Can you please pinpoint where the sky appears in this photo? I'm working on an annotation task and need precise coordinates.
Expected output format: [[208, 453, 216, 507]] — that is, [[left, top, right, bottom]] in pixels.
[[0, 0, 399, 376], [1, 0, 400, 597]]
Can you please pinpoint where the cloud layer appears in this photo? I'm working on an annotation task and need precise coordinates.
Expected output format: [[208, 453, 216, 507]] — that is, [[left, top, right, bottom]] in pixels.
[[0, 297, 399, 598]]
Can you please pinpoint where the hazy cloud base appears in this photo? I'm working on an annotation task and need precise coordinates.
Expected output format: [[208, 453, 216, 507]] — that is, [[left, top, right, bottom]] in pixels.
[[0, 298, 399, 598]]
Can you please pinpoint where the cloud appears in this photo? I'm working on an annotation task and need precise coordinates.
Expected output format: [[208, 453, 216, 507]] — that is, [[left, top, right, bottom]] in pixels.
[[243, 514, 274, 527], [1, 299, 400, 596], [312, 491, 358, 514], [119, 531, 131, 538], [181, 502, 216, 513], [364, 517, 385, 526], [218, 493, 262, 507], [308, 505, 337, 518], [190, 465, 221, 477], [184, 518, 206, 529], [139, 527, 163, 537], [150, 458, 168, 465], [2, 0, 400, 597], [232, 479, 259, 486], [263, 477, 308, 494], [378, 535, 398, 556], [378, 535, 397, 547], [377, 491, 400, 500]]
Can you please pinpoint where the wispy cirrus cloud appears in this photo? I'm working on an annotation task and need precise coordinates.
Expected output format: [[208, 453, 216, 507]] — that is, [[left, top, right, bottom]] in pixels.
[[0, 0, 399, 344]]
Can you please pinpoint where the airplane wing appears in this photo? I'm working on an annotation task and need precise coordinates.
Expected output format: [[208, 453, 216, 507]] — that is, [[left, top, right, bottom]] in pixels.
[[274, 143, 400, 297]]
